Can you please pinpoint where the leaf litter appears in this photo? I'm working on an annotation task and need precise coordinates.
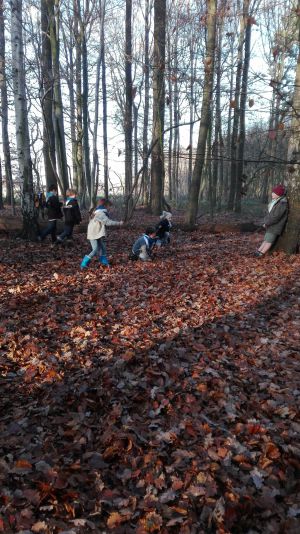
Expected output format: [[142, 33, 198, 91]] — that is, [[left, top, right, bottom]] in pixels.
[[0, 221, 300, 533]]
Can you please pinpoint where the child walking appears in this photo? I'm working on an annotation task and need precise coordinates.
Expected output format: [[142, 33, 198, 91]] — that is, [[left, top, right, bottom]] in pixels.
[[57, 189, 82, 243], [255, 184, 288, 257], [130, 227, 157, 261], [156, 211, 172, 245], [38, 184, 62, 243], [81, 199, 123, 268]]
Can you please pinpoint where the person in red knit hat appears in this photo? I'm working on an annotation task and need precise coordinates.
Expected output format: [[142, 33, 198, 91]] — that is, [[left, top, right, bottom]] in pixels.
[[255, 184, 288, 257]]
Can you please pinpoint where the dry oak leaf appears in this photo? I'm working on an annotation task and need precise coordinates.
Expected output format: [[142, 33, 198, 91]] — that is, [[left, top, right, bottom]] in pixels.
[[107, 511, 131, 529], [14, 459, 32, 470], [140, 511, 163, 532]]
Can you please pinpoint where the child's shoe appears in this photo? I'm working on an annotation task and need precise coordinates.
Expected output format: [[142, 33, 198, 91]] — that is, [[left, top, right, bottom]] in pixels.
[[81, 255, 91, 268], [99, 255, 110, 266], [254, 251, 264, 257]]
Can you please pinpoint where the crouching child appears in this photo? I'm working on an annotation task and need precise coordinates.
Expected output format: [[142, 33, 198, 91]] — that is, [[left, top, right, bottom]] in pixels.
[[81, 199, 123, 268], [156, 211, 172, 246], [130, 227, 157, 261]]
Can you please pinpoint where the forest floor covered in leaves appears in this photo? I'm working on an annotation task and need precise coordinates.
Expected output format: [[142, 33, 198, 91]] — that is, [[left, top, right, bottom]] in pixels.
[[0, 213, 300, 534]]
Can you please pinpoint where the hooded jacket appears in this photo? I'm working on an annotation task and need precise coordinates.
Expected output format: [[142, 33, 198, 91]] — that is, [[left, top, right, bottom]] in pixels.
[[87, 208, 121, 240]]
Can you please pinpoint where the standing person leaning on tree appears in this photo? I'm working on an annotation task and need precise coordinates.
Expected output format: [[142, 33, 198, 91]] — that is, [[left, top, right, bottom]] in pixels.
[[255, 184, 288, 257]]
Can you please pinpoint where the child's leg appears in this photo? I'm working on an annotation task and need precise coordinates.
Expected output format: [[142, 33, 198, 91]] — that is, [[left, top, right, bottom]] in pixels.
[[88, 240, 99, 259], [99, 237, 107, 257], [58, 224, 73, 241]]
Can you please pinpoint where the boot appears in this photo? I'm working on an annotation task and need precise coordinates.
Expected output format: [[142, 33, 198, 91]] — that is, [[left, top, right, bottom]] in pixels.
[[99, 255, 109, 266], [80, 255, 91, 268]]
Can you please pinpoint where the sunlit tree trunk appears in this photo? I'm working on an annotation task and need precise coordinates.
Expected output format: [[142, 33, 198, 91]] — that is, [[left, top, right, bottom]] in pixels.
[[185, 0, 217, 228], [11, 0, 37, 238], [150, 0, 166, 215]]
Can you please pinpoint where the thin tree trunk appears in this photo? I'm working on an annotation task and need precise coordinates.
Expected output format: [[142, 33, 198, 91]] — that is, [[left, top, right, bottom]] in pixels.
[[227, 0, 245, 210], [150, 0, 166, 215], [74, 0, 85, 204], [167, 32, 173, 200], [49, 0, 69, 194], [142, 0, 150, 205], [41, 0, 57, 189], [124, 0, 133, 218], [235, 0, 251, 213], [185, 0, 217, 228], [0, 0, 14, 212], [82, 23, 92, 205]]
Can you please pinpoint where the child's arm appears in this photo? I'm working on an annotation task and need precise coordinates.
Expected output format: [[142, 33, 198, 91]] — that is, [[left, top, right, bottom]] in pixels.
[[94, 211, 122, 226]]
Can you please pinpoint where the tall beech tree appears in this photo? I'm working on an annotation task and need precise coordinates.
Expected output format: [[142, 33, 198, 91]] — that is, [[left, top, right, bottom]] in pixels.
[[150, 0, 166, 215], [11, 0, 37, 238], [0, 0, 14, 210], [185, 0, 217, 228]]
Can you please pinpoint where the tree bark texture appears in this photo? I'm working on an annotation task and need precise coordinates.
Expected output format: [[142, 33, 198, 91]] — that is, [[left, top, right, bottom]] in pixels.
[[11, 0, 38, 238], [185, 0, 217, 228], [151, 0, 166, 215], [124, 0, 133, 218], [41, 0, 57, 189], [0, 0, 14, 211], [276, 8, 300, 254]]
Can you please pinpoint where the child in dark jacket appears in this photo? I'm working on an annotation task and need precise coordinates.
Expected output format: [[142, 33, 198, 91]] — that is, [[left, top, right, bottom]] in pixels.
[[255, 184, 288, 257], [38, 184, 62, 243], [156, 211, 172, 245], [57, 189, 82, 243], [130, 227, 157, 261]]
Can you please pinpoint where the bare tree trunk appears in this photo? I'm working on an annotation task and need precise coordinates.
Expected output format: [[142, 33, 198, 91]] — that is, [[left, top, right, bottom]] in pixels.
[[235, 0, 251, 213], [172, 43, 179, 204], [82, 23, 92, 205], [150, 0, 166, 215], [142, 0, 150, 205], [0, 159, 3, 209], [41, 0, 57, 189], [167, 32, 173, 200], [74, 0, 85, 204], [11, 0, 37, 238], [188, 38, 195, 194], [124, 0, 133, 219], [227, 0, 245, 210], [185, 0, 217, 228], [276, 9, 300, 254], [0, 0, 14, 212], [49, 0, 69, 194]]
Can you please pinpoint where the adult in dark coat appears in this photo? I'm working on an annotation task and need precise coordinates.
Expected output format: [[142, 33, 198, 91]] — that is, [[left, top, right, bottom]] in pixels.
[[255, 184, 288, 257]]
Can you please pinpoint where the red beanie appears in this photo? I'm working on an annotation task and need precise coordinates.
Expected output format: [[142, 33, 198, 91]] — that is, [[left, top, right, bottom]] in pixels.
[[272, 184, 285, 197]]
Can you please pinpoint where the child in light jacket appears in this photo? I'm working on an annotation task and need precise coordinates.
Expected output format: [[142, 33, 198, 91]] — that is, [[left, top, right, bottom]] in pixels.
[[81, 199, 123, 268], [255, 184, 288, 257]]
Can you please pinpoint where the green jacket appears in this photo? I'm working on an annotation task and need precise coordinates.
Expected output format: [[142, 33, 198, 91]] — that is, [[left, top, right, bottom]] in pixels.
[[264, 197, 288, 235]]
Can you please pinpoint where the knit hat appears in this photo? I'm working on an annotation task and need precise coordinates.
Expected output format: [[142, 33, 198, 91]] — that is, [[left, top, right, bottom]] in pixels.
[[160, 211, 172, 220], [272, 184, 286, 197]]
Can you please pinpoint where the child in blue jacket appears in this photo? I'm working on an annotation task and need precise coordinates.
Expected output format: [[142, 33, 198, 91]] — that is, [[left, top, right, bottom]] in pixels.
[[130, 227, 157, 261]]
